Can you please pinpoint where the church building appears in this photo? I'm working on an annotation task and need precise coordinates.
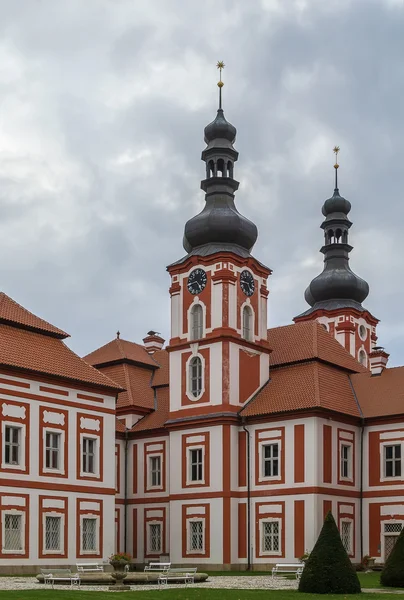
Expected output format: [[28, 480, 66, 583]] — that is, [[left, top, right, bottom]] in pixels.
[[0, 69, 403, 571]]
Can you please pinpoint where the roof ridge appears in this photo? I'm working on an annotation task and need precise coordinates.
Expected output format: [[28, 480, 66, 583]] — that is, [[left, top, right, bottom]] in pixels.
[[312, 322, 319, 357], [122, 363, 135, 405], [313, 361, 321, 406]]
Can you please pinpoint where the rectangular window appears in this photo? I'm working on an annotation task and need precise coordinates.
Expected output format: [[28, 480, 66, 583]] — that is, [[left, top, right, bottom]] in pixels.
[[45, 432, 61, 470], [4, 426, 21, 465], [341, 444, 351, 479], [189, 520, 203, 552], [189, 448, 203, 482], [45, 516, 61, 551], [341, 520, 352, 554], [150, 456, 161, 487], [4, 514, 22, 551], [149, 523, 162, 553], [82, 518, 97, 552], [82, 438, 96, 474], [384, 444, 401, 478], [262, 443, 279, 477], [262, 521, 280, 553]]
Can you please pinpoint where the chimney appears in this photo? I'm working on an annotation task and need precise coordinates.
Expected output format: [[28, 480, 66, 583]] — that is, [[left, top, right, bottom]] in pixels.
[[369, 346, 389, 376], [143, 331, 165, 354]]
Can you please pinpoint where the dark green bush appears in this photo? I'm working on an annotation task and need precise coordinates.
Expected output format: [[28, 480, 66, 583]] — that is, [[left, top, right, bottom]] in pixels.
[[381, 527, 404, 587], [298, 511, 361, 594]]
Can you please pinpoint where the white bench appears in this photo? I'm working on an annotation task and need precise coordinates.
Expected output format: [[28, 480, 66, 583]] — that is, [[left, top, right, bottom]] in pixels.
[[144, 562, 171, 573], [272, 563, 304, 580], [158, 567, 197, 587], [76, 562, 104, 573], [41, 568, 81, 588]]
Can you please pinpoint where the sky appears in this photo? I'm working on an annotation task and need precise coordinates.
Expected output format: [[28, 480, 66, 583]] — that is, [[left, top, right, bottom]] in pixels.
[[0, 0, 403, 364]]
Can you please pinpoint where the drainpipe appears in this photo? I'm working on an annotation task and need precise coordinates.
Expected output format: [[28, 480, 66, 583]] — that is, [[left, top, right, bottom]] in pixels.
[[242, 419, 252, 571], [360, 418, 364, 560], [124, 428, 129, 553]]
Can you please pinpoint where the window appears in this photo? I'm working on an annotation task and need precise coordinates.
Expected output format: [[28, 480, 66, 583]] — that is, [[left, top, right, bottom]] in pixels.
[[189, 448, 203, 482], [45, 432, 61, 470], [189, 356, 202, 398], [150, 456, 161, 487], [384, 444, 401, 478], [4, 426, 21, 465], [4, 514, 22, 551], [262, 443, 279, 478], [45, 516, 61, 551], [189, 520, 204, 552], [82, 518, 97, 552], [358, 350, 367, 366], [262, 521, 280, 553], [82, 438, 96, 474], [148, 523, 162, 553], [359, 325, 367, 340], [341, 444, 351, 479], [191, 304, 203, 340], [242, 306, 253, 341], [341, 521, 352, 554]]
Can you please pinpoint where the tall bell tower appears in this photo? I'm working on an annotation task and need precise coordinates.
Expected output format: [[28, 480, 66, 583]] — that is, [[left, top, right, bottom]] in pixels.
[[167, 63, 272, 418]]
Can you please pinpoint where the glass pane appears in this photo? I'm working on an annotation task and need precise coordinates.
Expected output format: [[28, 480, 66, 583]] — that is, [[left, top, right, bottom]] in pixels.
[[45, 516, 61, 551], [4, 514, 22, 550], [82, 518, 97, 551]]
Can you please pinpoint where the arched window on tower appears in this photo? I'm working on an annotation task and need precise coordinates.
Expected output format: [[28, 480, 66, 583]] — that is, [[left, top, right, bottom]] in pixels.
[[227, 160, 233, 178], [189, 356, 203, 398], [335, 228, 342, 243], [358, 350, 367, 367], [327, 229, 334, 244], [242, 306, 253, 341], [208, 160, 214, 178], [217, 158, 225, 177], [190, 304, 203, 340]]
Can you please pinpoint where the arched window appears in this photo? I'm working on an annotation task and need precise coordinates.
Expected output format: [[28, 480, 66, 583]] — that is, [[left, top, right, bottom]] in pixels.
[[242, 306, 253, 341], [359, 350, 367, 366], [217, 158, 225, 177], [191, 304, 203, 340], [189, 356, 203, 398]]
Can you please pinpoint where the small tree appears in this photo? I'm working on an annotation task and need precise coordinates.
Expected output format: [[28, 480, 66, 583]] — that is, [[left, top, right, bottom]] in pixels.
[[381, 528, 404, 587], [298, 511, 361, 594]]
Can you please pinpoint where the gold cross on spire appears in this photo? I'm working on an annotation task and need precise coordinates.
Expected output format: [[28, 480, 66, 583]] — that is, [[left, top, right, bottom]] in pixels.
[[333, 145, 340, 189], [216, 61, 225, 109]]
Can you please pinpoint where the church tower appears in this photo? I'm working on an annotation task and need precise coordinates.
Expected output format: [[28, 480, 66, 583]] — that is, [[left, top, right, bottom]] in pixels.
[[294, 148, 378, 367]]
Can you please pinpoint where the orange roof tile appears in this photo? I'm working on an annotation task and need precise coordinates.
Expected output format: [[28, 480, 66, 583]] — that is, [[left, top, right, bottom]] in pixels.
[[131, 386, 169, 433], [99, 362, 154, 410], [241, 361, 361, 418], [0, 324, 122, 391], [351, 366, 404, 418], [116, 418, 126, 432], [84, 338, 157, 369], [0, 292, 68, 338], [152, 349, 169, 387], [268, 321, 366, 373]]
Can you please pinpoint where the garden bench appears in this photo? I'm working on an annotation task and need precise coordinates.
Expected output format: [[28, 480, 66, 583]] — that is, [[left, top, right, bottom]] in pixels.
[[144, 561, 171, 572], [41, 568, 81, 588], [76, 562, 104, 573], [158, 567, 197, 587], [272, 563, 304, 580]]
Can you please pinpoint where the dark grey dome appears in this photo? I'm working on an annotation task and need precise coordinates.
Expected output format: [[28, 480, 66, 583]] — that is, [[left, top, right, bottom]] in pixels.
[[304, 264, 369, 307], [204, 109, 236, 144], [322, 189, 351, 217]]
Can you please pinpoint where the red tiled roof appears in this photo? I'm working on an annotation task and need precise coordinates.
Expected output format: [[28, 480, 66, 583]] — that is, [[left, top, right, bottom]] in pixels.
[[0, 292, 68, 338], [241, 361, 360, 418], [131, 386, 169, 432], [351, 366, 404, 418], [0, 324, 122, 391], [84, 338, 157, 368], [268, 321, 366, 373], [99, 363, 154, 410], [116, 418, 126, 432], [152, 349, 169, 387]]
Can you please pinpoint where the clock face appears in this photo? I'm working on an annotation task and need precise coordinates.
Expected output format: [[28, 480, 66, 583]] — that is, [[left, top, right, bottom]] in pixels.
[[187, 268, 207, 295], [240, 270, 255, 297]]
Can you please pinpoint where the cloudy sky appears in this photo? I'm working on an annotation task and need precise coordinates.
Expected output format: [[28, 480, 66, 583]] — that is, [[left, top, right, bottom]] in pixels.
[[0, 0, 403, 364]]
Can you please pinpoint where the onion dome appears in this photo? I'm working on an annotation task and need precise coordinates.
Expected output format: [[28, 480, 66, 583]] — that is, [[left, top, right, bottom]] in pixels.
[[204, 108, 237, 144]]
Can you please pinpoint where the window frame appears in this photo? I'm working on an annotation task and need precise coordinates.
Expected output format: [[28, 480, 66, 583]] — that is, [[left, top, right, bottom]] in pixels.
[[382, 443, 402, 480], [187, 518, 205, 554], [340, 442, 353, 481], [259, 441, 281, 482], [260, 518, 281, 556], [186, 354, 205, 401], [2, 511, 25, 554], [242, 305, 253, 341], [44, 430, 63, 472], [148, 454, 162, 489], [340, 518, 353, 555], [147, 521, 162, 554], [3, 424, 24, 469], [80, 516, 99, 555], [43, 513, 64, 554], [188, 447, 204, 484], [190, 303, 204, 341], [80, 435, 99, 477]]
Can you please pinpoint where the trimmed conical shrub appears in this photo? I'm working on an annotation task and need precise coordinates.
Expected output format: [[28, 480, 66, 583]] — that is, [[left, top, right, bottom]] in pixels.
[[381, 527, 404, 587], [298, 511, 361, 594]]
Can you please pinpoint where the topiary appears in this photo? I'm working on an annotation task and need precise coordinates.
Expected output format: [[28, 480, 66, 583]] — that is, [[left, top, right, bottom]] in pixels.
[[298, 511, 361, 594], [381, 527, 404, 587]]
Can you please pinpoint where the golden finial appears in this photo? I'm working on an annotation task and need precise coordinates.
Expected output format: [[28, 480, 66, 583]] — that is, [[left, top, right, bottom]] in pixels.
[[216, 61, 225, 108], [333, 146, 340, 189]]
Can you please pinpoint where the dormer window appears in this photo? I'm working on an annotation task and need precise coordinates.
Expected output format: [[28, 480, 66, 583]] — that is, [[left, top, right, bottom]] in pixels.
[[191, 304, 203, 341], [242, 306, 253, 341]]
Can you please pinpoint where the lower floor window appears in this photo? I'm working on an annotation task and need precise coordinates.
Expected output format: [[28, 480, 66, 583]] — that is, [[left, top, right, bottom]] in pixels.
[[45, 516, 61, 551], [189, 520, 204, 552], [82, 518, 97, 552], [341, 520, 352, 554], [4, 514, 22, 551], [262, 521, 280, 553], [148, 523, 162, 553]]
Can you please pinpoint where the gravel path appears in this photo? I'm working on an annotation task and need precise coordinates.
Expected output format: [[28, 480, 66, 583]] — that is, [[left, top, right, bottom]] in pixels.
[[0, 575, 298, 592]]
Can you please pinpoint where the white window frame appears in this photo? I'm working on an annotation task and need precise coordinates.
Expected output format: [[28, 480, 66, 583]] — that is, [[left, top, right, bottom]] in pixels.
[[340, 442, 353, 481], [189, 302, 205, 341], [187, 446, 205, 485], [340, 519, 353, 555], [2, 423, 25, 471], [381, 442, 403, 481], [80, 515, 99, 555], [383, 520, 403, 561], [185, 353, 205, 402], [260, 518, 281, 555], [147, 521, 162, 554], [241, 303, 254, 342], [43, 512, 64, 555], [187, 518, 205, 554], [358, 348, 367, 367], [80, 434, 100, 478], [259, 440, 281, 482], [2, 510, 25, 554], [148, 454, 163, 490], [43, 429, 64, 474]]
